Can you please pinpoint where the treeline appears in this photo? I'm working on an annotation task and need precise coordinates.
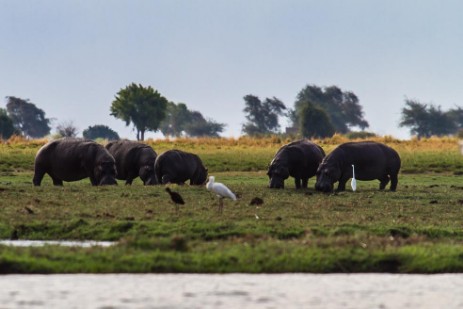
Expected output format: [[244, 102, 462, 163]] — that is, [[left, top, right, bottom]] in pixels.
[[2, 83, 463, 140]]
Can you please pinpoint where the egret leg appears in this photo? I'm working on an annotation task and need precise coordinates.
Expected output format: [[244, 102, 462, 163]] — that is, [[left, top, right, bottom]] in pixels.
[[218, 197, 224, 214]]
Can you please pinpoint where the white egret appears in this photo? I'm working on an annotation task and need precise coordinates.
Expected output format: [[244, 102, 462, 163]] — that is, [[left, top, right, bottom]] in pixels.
[[206, 176, 237, 213], [351, 164, 357, 192]]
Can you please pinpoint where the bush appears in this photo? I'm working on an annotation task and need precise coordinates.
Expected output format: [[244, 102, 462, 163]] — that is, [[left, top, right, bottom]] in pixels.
[[345, 131, 377, 139], [83, 125, 120, 140]]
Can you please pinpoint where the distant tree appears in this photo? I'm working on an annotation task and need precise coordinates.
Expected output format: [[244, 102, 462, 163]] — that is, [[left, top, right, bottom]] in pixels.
[[160, 102, 226, 137], [6, 96, 51, 138], [294, 85, 369, 133], [242, 95, 287, 135], [286, 108, 298, 128], [399, 99, 457, 138], [447, 107, 463, 130], [299, 103, 335, 138], [110, 83, 168, 141], [184, 111, 226, 137], [0, 108, 15, 139], [83, 125, 120, 140], [56, 121, 79, 138], [159, 102, 192, 137]]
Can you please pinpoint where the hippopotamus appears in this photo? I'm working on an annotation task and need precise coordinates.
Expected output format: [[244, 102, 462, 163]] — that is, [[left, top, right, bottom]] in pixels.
[[154, 149, 207, 185], [267, 140, 326, 189], [33, 138, 117, 186], [315, 141, 401, 192], [105, 140, 157, 185]]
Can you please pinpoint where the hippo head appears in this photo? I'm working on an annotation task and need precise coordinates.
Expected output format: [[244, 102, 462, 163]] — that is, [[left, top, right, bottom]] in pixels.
[[315, 162, 341, 193], [139, 165, 157, 185], [95, 161, 117, 186], [192, 166, 208, 185], [267, 164, 290, 189]]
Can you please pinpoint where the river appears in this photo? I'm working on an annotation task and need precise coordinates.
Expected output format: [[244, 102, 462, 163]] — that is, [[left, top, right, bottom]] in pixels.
[[1, 273, 462, 308]]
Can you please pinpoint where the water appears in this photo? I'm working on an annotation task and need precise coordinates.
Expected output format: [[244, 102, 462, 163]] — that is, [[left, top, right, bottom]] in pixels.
[[0, 240, 115, 247], [1, 273, 463, 308]]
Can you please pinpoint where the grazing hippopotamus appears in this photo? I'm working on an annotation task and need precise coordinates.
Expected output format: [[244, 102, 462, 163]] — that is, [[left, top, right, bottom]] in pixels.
[[33, 138, 117, 186], [315, 141, 401, 192], [267, 140, 326, 189], [106, 140, 157, 185], [154, 149, 207, 185]]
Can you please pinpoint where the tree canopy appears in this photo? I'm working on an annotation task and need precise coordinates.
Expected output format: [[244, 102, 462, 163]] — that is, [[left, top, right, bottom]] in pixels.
[[0, 108, 15, 139], [184, 111, 225, 137], [110, 83, 168, 141], [242, 95, 287, 135], [160, 102, 191, 137], [399, 99, 459, 138], [294, 85, 369, 133], [299, 103, 335, 138], [6, 96, 51, 138], [83, 125, 120, 140], [160, 102, 225, 137]]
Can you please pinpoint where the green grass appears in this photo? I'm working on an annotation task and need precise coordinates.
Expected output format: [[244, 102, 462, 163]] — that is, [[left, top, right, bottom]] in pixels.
[[1, 170, 463, 273], [1, 137, 463, 273]]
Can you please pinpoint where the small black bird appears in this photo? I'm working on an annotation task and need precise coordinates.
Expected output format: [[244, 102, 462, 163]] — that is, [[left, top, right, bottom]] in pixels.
[[165, 187, 185, 212], [250, 197, 264, 206]]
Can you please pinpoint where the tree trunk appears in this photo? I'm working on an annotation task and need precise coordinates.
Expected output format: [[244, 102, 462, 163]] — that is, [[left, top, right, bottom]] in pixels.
[[136, 130, 140, 141], [140, 130, 145, 141]]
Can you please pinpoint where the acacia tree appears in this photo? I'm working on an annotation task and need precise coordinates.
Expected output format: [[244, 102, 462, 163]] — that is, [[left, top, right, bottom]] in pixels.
[[83, 125, 120, 140], [0, 108, 15, 139], [242, 95, 286, 135], [56, 121, 79, 138], [6, 96, 51, 138], [110, 83, 168, 141], [294, 85, 369, 133]]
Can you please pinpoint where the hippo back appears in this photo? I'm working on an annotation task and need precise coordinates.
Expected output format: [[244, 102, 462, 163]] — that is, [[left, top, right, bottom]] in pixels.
[[316, 141, 401, 192], [333, 142, 400, 179], [33, 138, 117, 185], [269, 140, 325, 177], [268, 140, 325, 188], [154, 149, 207, 185], [106, 140, 157, 183]]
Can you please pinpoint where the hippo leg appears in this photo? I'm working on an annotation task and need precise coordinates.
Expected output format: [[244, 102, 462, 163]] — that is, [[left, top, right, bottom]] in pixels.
[[33, 170, 45, 186], [294, 177, 302, 189], [390, 174, 398, 191], [337, 178, 348, 191], [52, 177, 63, 186], [379, 175, 390, 190], [302, 178, 309, 189], [89, 176, 98, 186], [125, 178, 134, 185]]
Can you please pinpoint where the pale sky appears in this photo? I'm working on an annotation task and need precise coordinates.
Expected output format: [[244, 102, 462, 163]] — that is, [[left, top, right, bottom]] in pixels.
[[2, 0, 463, 139]]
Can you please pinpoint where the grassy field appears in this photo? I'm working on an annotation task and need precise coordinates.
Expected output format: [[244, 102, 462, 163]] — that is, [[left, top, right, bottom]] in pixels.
[[0, 136, 463, 273]]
